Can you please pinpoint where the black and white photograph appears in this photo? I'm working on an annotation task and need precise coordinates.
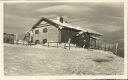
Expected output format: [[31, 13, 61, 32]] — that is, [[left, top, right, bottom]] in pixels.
[[2, 79, 128, 80], [1, 0, 127, 79]]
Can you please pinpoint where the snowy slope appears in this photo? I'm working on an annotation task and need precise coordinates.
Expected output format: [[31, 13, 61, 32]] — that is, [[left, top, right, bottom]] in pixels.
[[4, 44, 124, 75]]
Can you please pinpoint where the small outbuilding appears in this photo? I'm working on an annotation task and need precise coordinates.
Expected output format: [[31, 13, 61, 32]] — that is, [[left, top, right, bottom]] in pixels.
[[4, 33, 15, 44]]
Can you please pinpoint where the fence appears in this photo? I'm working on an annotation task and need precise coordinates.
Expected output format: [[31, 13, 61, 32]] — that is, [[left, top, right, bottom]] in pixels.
[[42, 42, 77, 50], [95, 42, 124, 57], [41, 42, 118, 53], [96, 43, 117, 53], [13, 40, 124, 57]]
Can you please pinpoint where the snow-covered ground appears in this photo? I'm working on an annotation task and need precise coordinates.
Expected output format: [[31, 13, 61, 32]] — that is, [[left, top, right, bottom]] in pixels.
[[4, 43, 124, 75]]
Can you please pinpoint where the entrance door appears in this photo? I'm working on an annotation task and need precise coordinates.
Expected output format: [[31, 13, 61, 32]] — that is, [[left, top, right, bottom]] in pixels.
[[35, 40, 40, 44]]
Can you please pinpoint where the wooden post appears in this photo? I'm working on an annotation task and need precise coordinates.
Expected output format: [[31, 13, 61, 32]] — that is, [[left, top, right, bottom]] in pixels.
[[97, 41, 99, 50], [75, 44, 77, 48], [69, 43, 70, 50], [57, 42, 58, 48], [68, 38, 71, 50], [104, 45, 106, 51], [115, 43, 118, 54], [94, 39, 96, 49], [64, 43, 66, 49], [48, 42, 49, 47], [108, 44, 110, 51], [15, 33, 18, 44], [15, 33, 18, 41]]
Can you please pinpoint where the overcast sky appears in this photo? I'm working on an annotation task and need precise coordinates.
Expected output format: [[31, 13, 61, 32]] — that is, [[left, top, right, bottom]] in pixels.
[[4, 2, 124, 39]]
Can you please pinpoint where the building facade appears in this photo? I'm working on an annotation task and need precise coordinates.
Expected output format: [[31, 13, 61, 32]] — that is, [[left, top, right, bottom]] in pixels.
[[24, 16, 103, 48]]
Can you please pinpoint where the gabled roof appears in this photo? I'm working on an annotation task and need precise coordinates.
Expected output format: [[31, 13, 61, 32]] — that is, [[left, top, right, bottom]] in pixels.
[[31, 17, 103, 36], [4, 33, 15, 36]]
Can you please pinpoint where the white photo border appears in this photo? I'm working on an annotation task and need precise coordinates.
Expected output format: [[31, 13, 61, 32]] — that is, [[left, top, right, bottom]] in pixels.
[[0, 0, 127, 80]]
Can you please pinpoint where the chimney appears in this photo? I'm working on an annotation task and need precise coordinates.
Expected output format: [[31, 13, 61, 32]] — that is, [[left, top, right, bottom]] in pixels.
[[57, 16, 63, 23]]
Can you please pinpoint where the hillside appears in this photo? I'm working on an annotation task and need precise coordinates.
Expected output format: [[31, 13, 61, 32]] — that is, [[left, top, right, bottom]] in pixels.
[[102, 29, 124, 43], [4, 44, 124, 75]]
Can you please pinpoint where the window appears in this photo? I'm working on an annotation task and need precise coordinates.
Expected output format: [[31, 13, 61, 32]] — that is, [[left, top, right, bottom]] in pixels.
[[35, 30, 39, 34], [43, 28, 48, 33], [43, 39, 47, 44]]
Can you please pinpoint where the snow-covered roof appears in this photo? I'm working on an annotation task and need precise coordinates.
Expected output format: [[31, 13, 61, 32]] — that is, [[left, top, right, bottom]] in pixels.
[[31, 17, 103, 36], [4, 33, 15, 35], [50, 19, 103, 36], [90, 36, 101, 40], [81, 29, 103, 36]]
